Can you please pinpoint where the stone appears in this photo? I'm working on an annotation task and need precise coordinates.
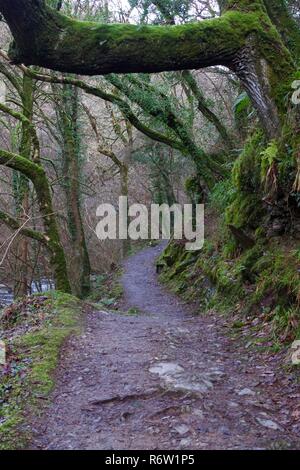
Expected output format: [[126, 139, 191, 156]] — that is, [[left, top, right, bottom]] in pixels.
[[193, 409, 204, 418], [228, 401, 239, 408], [174, 424, 190, 436], [179, 438, 192, 448], [149, 362, 213, 394], [219, 425, 231, 436], [171, 377, 213, 394], [149, 362, 184, 376], [0, 340, 6, 366], [291, 340, 300, 365], [197, 425, 209, 433], [256, 418, 281, 430], [238, 388, 256, 396]]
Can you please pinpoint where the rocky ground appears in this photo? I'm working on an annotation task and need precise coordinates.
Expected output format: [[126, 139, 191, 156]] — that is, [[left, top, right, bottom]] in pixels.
[[29, 244, 300, 450]]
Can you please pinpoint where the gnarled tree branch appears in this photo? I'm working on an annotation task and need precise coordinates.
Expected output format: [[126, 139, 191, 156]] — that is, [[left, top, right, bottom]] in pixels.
[[0, 0, 260, 75]]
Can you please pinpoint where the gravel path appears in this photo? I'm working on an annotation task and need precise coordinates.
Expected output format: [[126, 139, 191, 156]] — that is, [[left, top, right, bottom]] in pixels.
[[30, 244, 300, 450]]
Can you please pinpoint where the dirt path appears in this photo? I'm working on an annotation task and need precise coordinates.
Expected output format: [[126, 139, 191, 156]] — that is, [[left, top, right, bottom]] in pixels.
[[30, 245, 299, 450]]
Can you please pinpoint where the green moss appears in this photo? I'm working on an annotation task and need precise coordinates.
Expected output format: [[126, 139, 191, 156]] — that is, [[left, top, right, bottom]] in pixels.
[[226, 193, 263, 230], [11, 0, 289, 79], [262, 0, 300, 64], [224, 122, 297, 237], [232, 131, 265, 192], [62, 10, 260, 59], [252, 248, 300, 303], [0, 292, 83, 450], [159, 231, 299, 341]]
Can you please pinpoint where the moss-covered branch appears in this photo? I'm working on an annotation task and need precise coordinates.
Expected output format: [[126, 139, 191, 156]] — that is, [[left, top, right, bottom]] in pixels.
[[0, 0, 266, 75], [20, 66, 187, 154], [181, 71, 232, 146], [107, 74, 224, 183], [0, 148, 71, 293], [0, 209, 47, 244], [0, 101, 40, 162]]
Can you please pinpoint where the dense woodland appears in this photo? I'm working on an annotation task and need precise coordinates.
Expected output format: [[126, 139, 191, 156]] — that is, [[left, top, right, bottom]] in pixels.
[[0, 0, 298, 322], [0, 0, 299, 452]]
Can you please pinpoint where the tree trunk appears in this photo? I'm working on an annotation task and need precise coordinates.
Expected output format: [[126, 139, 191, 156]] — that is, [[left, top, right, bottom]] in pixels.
[[13, 74, 34, 297], [58, 83, 91, 298], [119, 133, 133, 258], [230, 39, 282, 139], [119, 163, 130, 259], [262, 0, 300, 62]]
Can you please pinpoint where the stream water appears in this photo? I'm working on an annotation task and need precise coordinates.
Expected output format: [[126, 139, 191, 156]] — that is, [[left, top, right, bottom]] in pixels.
[[0, 280, 54, 307]]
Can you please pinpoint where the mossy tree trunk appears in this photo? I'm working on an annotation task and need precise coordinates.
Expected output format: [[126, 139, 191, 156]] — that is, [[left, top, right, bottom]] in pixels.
[[56, 83, 91, 298], [119, 133, 133, 259], [12, 74, 34, 297], [262, 0, 300, 62]]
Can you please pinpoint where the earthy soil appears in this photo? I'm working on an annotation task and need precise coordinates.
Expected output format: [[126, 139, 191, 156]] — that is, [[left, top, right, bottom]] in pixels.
[[30, 244, 300, 450]]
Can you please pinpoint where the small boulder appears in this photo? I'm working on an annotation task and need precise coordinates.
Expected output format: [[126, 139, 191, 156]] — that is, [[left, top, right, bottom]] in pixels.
[[256, 417, 281, 431], [174, 424, 190, 436], [0, 340, 6, 366]]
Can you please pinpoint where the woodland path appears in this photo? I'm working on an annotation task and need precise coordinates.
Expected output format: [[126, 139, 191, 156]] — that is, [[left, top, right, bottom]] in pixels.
[[30, 244, 299, 450]]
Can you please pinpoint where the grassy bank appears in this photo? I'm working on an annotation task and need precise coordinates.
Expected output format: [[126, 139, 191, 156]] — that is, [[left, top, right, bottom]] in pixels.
[[0, 291, 83, 450]]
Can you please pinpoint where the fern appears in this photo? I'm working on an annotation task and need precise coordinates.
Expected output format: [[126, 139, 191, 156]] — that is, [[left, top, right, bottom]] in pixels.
[[260, 140, 278, 183]]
